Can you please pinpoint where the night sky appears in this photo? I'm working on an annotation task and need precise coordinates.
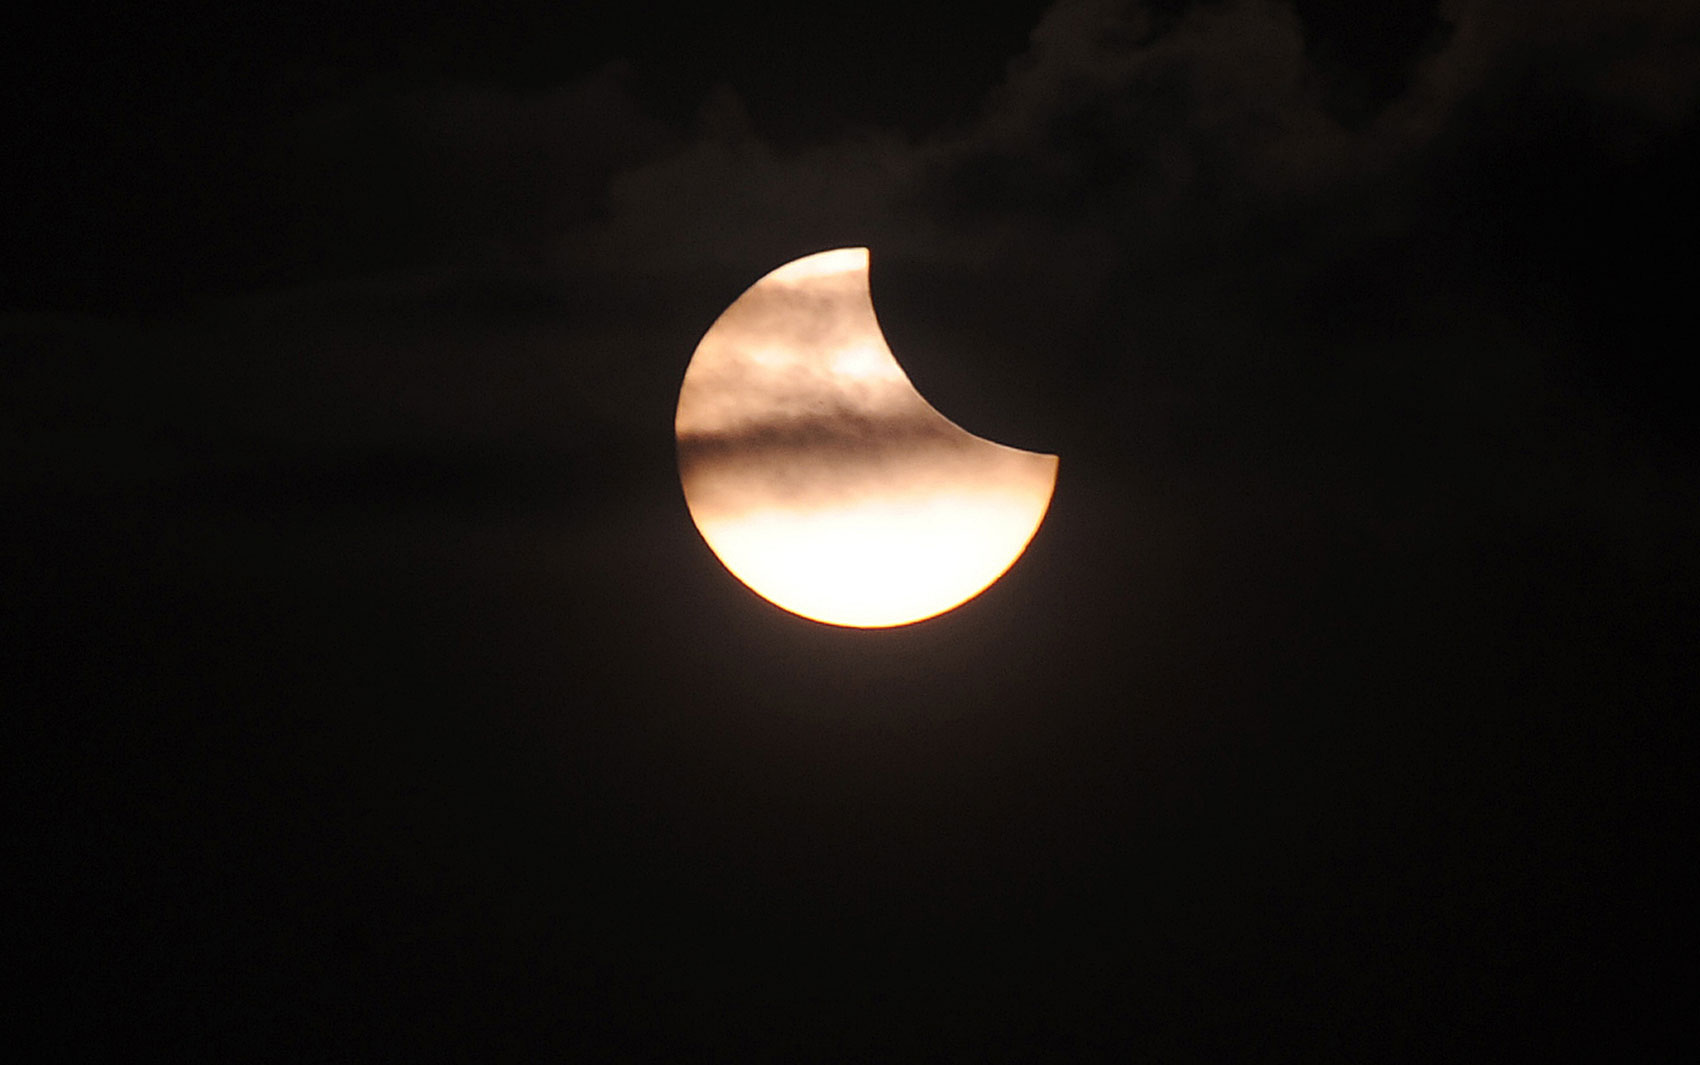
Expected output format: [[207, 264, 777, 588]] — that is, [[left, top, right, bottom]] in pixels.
[[7, 2, 1697, 1059]]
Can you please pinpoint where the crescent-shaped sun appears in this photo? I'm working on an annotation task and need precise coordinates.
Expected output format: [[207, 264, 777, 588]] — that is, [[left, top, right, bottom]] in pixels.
[[676, 247, 1058, 628]]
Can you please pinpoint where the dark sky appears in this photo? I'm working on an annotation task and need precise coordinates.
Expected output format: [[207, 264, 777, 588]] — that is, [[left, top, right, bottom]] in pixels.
[[7, 1, 1697, 1059]]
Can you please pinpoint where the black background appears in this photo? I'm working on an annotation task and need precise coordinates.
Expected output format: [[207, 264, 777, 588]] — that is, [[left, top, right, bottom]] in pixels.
[[7, 2, 1696, 1059]]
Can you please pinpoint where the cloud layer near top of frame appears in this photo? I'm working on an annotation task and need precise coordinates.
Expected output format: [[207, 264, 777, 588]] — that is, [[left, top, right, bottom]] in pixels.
[[18, 0, 1689, 306], [6, 0, 1697, 502], [566, 0, 1700, 275]]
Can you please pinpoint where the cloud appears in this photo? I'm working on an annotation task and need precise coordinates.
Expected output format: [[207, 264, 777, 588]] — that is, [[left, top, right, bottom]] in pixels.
[[555, 87, 931, 279], [967, 0, 1348, 194], [14, 0, 1695, 514]]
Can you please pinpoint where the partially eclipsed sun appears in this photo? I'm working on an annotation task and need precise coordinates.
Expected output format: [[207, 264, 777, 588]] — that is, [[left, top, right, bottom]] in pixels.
[[676, 247, 1058, 627]]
